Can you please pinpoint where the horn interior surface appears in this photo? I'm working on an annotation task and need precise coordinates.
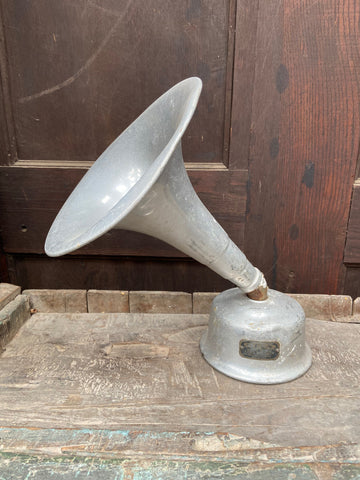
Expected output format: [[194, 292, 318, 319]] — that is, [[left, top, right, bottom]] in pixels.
[[45, 77, 202, 257]]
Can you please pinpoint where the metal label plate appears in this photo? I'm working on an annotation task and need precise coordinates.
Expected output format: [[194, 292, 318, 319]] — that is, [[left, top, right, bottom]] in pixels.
[[239, 340, 280, 360]]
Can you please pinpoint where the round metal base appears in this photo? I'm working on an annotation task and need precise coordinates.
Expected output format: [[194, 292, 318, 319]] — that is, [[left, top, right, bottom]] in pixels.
[[200, 288, 312, 384]]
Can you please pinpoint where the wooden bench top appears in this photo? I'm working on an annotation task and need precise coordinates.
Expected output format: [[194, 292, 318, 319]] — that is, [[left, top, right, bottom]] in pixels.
[[0, 312, 359, 478]]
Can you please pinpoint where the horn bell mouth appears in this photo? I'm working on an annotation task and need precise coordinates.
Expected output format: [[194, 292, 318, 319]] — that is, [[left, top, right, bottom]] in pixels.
[[45, 77, 202, 257]]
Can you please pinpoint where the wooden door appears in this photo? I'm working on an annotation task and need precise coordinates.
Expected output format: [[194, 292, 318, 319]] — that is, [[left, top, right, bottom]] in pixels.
[[0, 0, 243, 291], [241, 0, 360, 296], [1, 0, 360, 295]]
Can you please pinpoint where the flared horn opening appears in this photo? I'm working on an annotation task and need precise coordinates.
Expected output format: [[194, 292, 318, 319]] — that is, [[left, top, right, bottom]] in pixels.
[[45, 77, 202, 257]]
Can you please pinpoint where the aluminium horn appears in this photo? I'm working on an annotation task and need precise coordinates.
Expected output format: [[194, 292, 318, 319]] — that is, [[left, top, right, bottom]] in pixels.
[[45, 77, 312, 384]]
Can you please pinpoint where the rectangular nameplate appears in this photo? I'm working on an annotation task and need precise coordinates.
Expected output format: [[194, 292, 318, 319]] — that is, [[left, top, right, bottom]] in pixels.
[[239, 340, 280, 360]]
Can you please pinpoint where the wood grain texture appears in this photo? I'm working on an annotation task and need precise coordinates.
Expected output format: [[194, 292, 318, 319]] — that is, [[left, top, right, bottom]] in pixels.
[[0, 165, 247, 256], [1, 0, 234, 165], [22, 289, 87, 313], [344, 267, 360, 299], [0, 282, 20, 310], [0, 452, 358, 479], [0, 427, 359, 464], [18, 288, 360, 318], [244, 0, 360, 294], [0, 1, 17, 165], [242, 0, 284, 289], [0, 312, 358, 448], [129, 291, 192, 314], [344, 183, 360, 264], [0, 241, 10, 283], [87, 289, 129, 313], [0, 294, 30, 350], [193, 291, 219, 313], [288, 294, 353, 321], [8, 255, 232, 293], [0, 310, 359, 477], [228, 0, 259, 169]]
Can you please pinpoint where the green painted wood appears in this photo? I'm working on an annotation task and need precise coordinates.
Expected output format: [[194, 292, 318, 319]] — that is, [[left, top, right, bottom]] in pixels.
[[0, 452, 359, 479], [0, 427, 359, 464]]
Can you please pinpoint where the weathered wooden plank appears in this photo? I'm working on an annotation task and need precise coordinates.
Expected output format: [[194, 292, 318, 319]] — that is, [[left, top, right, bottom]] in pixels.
[[0, 282, 20, 310], [0, 452, 358, 479], [0, 313, 358, 448], [0, 294, 30, 350], [288, 294, 353, 321], [193, 292, 219, 313], [87, 290, 129, 313], [23, 289, 87, 313], [15, 287, 360, 318], [0, 427, 359, 465], [129, 291, 192, 314], [244, 0, 360, 294]]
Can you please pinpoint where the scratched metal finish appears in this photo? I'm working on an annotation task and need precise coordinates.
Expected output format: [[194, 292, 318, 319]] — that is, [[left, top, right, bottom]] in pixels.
[[45, 77, 265, 296], [200, 288, 311, 384]]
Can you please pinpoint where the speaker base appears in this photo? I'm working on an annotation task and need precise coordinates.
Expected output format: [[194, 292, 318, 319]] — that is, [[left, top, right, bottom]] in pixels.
[[200, 288, 312, 384]]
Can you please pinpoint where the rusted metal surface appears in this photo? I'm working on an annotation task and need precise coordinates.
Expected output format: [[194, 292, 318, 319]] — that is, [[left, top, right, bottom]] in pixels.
[[247, 285, 268, 301]]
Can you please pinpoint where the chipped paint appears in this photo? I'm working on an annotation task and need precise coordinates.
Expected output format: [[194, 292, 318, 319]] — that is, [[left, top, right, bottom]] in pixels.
[[0, 428, 359, 466], [0, 452, 358, 479], [192, 434, 276, 452]]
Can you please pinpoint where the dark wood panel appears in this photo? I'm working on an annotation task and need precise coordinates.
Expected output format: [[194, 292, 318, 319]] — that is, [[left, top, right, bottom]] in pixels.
[[343, 182, 360, 297], [244, 0, 360, 294], [228, 0, 259, 170], [343, 266, 360, 299], [0, 3, 17, 165], [0, 165, 247, 255], [242, 0, 284, 290], [0, 244, 9, 283], [344, 183, 360, 264], [8, 254, 232, 291], [2, 0, 234, 164]]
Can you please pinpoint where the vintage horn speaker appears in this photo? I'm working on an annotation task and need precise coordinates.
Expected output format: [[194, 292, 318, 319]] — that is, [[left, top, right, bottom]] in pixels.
[[45, 77, 311, 384]]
